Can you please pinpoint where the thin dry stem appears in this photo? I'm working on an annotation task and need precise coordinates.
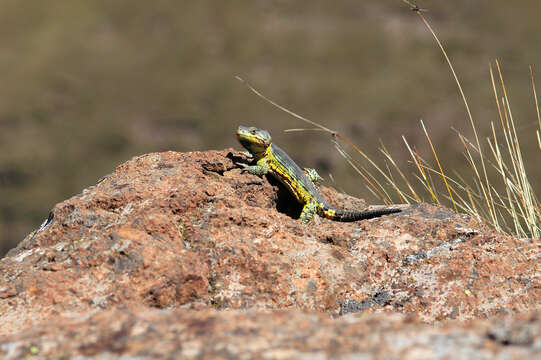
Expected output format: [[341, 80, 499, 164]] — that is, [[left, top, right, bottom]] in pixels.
[[529, 66, 541, 146], [379, 141, 420, 203], [420, 120, 457, 211]]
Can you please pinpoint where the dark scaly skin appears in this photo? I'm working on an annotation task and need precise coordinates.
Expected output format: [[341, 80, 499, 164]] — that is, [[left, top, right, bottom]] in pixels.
[[236, 125, 401, 223]]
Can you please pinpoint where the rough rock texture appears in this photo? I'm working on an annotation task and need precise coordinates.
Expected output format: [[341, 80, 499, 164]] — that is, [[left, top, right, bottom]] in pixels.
[[0, 149, 540, 359], [2, 309, 541, 359]]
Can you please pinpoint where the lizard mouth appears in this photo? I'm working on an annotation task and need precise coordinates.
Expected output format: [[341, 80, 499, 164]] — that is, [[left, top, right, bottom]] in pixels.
[[237, 132, 264, 148], [236, 128, 261, 144]]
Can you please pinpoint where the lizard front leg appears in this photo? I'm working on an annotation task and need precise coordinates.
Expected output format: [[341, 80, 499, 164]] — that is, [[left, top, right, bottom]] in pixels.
[[237, 158, 270, 177]]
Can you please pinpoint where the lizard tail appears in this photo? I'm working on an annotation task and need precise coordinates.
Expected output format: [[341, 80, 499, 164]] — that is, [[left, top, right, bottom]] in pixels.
[[322, 206, 401, 222]]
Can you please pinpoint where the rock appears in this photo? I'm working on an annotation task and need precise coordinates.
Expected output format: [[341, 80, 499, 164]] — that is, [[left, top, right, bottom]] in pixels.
[[0, 308, 540, 359], [0, 149, 540, 358]]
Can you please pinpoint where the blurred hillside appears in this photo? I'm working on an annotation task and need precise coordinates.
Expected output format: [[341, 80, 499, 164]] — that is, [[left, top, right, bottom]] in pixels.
[[1, 0, 541, 255]]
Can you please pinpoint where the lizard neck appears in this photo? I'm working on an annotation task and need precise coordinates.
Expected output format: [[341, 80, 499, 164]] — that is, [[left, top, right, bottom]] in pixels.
[[251, 144, 273, 160]]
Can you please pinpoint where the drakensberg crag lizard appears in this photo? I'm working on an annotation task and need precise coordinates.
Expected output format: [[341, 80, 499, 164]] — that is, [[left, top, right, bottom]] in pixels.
[[236, 125, 401, 223]]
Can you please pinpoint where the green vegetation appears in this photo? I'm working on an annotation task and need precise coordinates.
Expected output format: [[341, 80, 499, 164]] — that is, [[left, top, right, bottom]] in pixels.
[[1, 1, 541, 254]]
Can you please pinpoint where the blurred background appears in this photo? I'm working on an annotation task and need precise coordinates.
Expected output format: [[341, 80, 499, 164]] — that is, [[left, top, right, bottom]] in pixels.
[[1, 0, 541, 255]]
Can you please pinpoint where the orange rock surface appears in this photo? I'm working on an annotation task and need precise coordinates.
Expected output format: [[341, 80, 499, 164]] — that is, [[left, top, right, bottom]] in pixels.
[[0, 150, 539, 358]]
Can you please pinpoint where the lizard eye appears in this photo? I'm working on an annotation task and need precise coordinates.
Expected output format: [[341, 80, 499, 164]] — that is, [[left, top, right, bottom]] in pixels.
[[250, 128, 256, 134]]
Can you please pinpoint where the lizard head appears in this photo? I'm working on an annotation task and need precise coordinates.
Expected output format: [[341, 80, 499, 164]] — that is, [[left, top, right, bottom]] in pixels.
[[236, 126, 272, 158]]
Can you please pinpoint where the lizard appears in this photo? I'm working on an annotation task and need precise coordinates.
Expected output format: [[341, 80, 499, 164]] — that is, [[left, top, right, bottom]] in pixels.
[[235, 125, 401, 223]]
